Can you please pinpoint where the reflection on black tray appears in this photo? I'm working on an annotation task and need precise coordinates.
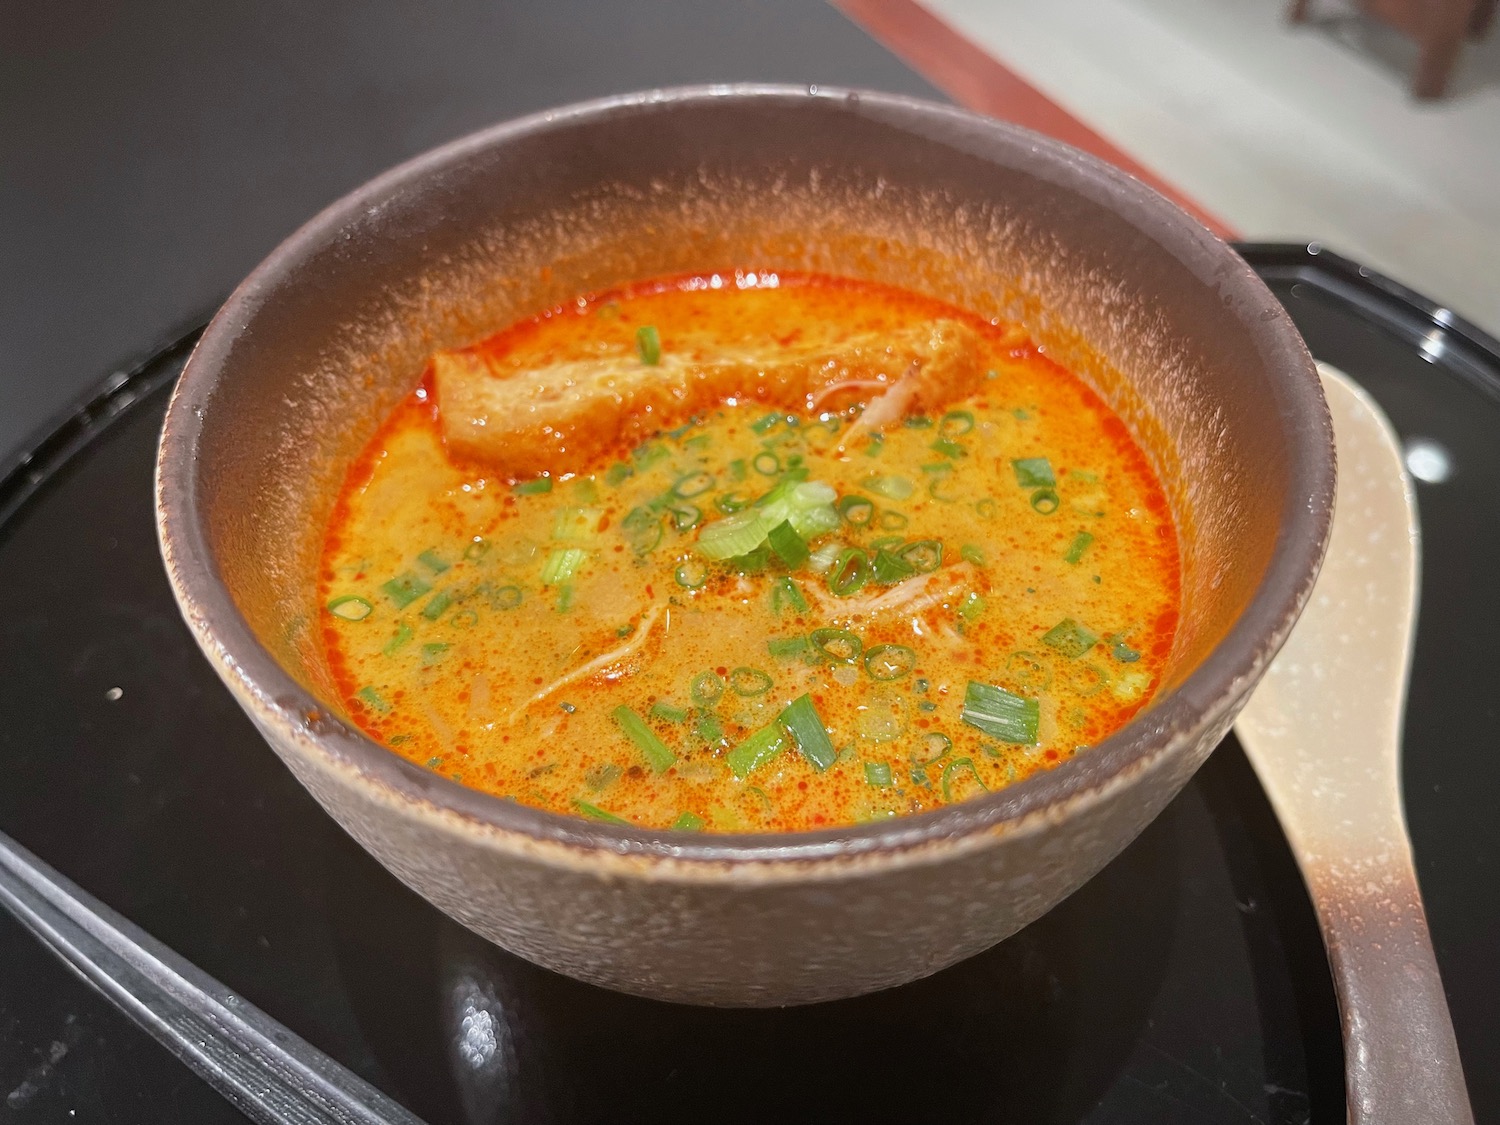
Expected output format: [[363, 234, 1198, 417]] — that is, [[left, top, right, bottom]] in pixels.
[[2, 247, 1496, 1124]]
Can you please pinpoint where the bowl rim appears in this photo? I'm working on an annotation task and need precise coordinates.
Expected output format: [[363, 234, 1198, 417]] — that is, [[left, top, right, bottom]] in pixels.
[[155, 83, 1334, 869]]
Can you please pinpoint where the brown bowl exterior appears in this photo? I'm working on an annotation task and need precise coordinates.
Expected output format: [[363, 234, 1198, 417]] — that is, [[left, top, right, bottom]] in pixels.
[[156, 86, 1334, 1006]]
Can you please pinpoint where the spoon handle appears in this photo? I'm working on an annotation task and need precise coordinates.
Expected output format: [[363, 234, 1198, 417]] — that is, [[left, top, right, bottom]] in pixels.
[[1294, 835, 1473, 1124]]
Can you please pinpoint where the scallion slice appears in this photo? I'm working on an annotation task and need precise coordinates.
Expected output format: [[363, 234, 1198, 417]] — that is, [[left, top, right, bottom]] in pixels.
[[382, 622, 413, 656], [766, 519, 809, 569], [381, 572, 432, 609], [750, 412, 781, 434], [695, 711, 725, 745], [752, 451, 781, 476], [864, 643, 916, 681], [553, 507, 604, 542], [715, 491, 750, 514], [865, 761, 893, 787], [1042, 618, 1099, 659], [670, 811, 705, 831], [1011, 457, 1056, 488], [876, 510, 908, 531], [326, 595, 373, 621], [779, 694, 837, 772], [961, 681, 1039, 744], [650, 701, 690, 724], [940, 410, 975, 436], [416, 550, 450, 574], [768, 635, 810, 658], [1064, 531, 1095, 564], [611, 705, 676, 773], [669, 502, 702, 532], [356, 686, 391, 714], [958, 591, 986, 621], [1110, 634, 1142, 663], [810, 627, 862, 664], [827, 548, 871, 597], [420, 591, 453, 621], [837, 494, 874, 526], [672, 471, 714, 498], [729, 667, 773, 697], [929, 438, 965, 460], [576, 800, 632, 825], [727, 724, 787, 780], [871, 547, 916, 585], [636, 325, 661, 365], [897, 539, 943, 573], [960, 544, 987, 567], [690, 671, 724, 707], [941, 757, 988, 803], [695, 509, 765, 560], [862, 474, 915, 501], [512, 477, 553, 496], [1030, 489, 1060, 514], [674, 559, 708, 589], [540, 548, 589, 586], [770, 576, 809, 616]]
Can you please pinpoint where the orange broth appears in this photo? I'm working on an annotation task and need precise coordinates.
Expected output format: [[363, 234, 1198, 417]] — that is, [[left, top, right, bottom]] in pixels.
[[319, 272, 1180, 832]]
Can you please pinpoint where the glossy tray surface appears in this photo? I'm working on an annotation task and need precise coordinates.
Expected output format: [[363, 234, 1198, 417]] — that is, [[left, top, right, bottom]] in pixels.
[[0, 247, 1494, 1124]]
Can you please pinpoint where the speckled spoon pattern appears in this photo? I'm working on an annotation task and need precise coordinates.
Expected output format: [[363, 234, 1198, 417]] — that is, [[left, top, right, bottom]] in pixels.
[[1235, 363, 1473, 1125]]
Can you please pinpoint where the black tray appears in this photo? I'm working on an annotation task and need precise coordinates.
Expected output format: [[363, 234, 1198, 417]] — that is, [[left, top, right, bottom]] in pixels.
[[1, 244, 1495, 1124]]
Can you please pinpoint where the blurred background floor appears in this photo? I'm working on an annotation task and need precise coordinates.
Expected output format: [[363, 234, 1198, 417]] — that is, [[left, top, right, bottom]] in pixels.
[[922, 0, 1500, 338]]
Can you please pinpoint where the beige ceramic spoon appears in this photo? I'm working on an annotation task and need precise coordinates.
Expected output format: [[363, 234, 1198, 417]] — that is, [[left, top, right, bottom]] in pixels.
[[1235, 363, 1472, 1124]]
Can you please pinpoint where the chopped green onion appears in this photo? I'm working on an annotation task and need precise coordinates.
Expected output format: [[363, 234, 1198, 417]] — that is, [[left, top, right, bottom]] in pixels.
[[381, 572, 432, 609], [807, 542, 842, 574], [940, 410, 975, 436], [611, 705, 676, 773], [540, 548, 589, 586], [864, 643, 916, 681], [869, 535, 903, 551], [811, 627, 862, 664], [464, 536, 490, 560], [958, 591, 986, 621], [668, 503, 702, 532], [897, 540, 943, 573], [675, 559, 708, 589], [1030, 489, 1060, 514], [695, 509, 766, 561], [827, 548, 871, 596], [975, 498, 998, 520], [695, 711, 725, 745], [636, 325, 661, 365], [930, 438, 965, 460], [672, 471, 714, 498], [730, 667, 773, 696], [512, 477, 553, 496], [922, 461, 954, 475], [326, 595, 373, 621], [768, 635, 810, 658], [770, 576, 809, 616], [382, 622, 413, 656], [1064, 531, 1095, 564], [633, 441, 668, 469], [690, 671, 724, 707], [1042, 618, 1099, 659], [670, 811, 705, 831], [752, 451, 781, 476], [928, 474, 962, 503], [1012, 457, 1055, 488], [605, 462, 633, 487], [650, 701, 690, 724], [715, 491, 750, 514], [766, 520, 809, 570], [960, 544, 987, 567], [779, 694, 837, 772], [750, 412, 781, 434], [1110, 635, 1142, 663], [862, 475, 914, 501], [863, 433, 885, 457], [877, 510, 908, 531], [727, 724, 787, 780], [450, 609, 479, 628], [865, 761, 893, 787], [904, 415, 934, 428], [356, 686, 390, 714], [421, 591, 453, 621], [486, 584, 523, 610], [553, 507, 604, 542], [941, 758, 988, 803], [837, 494, 875, 526], [871, 547, 916, 585], [416, 550, 450, 574], [961, 681, 1039, 744], [576, 799, 632, 825], [913, 731, 952, 765], [555, 584, 575, 612], [621, 506, 663, 555], [730, 545, 772, 574], [421, 642, 450, 665], [1112, 669, 1151, 701]]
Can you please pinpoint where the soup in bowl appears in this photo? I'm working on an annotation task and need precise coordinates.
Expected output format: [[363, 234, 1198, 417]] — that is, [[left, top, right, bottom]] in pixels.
[[156, 87, 1333, 1005]]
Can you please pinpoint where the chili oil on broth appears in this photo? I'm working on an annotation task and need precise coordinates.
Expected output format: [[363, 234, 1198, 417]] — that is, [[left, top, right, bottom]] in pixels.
[[319, 272, 1179, 833]]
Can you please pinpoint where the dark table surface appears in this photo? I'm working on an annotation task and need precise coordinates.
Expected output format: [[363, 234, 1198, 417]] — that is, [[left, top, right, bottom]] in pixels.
[[0, 0, 936, 461]]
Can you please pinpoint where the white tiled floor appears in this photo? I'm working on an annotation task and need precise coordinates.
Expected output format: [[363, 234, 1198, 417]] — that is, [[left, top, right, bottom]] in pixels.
[[923, 0, 1500, 336]]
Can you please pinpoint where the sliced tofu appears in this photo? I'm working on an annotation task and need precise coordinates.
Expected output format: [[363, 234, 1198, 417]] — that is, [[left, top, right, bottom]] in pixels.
[[432, 318, 984, 476]]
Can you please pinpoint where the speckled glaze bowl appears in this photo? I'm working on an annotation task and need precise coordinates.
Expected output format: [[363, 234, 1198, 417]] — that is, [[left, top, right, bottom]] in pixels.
[[156, 86, 1334, 1007]]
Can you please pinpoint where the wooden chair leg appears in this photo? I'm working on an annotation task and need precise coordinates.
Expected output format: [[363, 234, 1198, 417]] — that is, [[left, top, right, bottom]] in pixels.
[[1288, 0, 1313, 23], [1413, 2, 1473, 98]]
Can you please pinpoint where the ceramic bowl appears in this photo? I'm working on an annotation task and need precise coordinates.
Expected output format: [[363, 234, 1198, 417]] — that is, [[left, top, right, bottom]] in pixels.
[[156, 86, 1334, 1006]]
